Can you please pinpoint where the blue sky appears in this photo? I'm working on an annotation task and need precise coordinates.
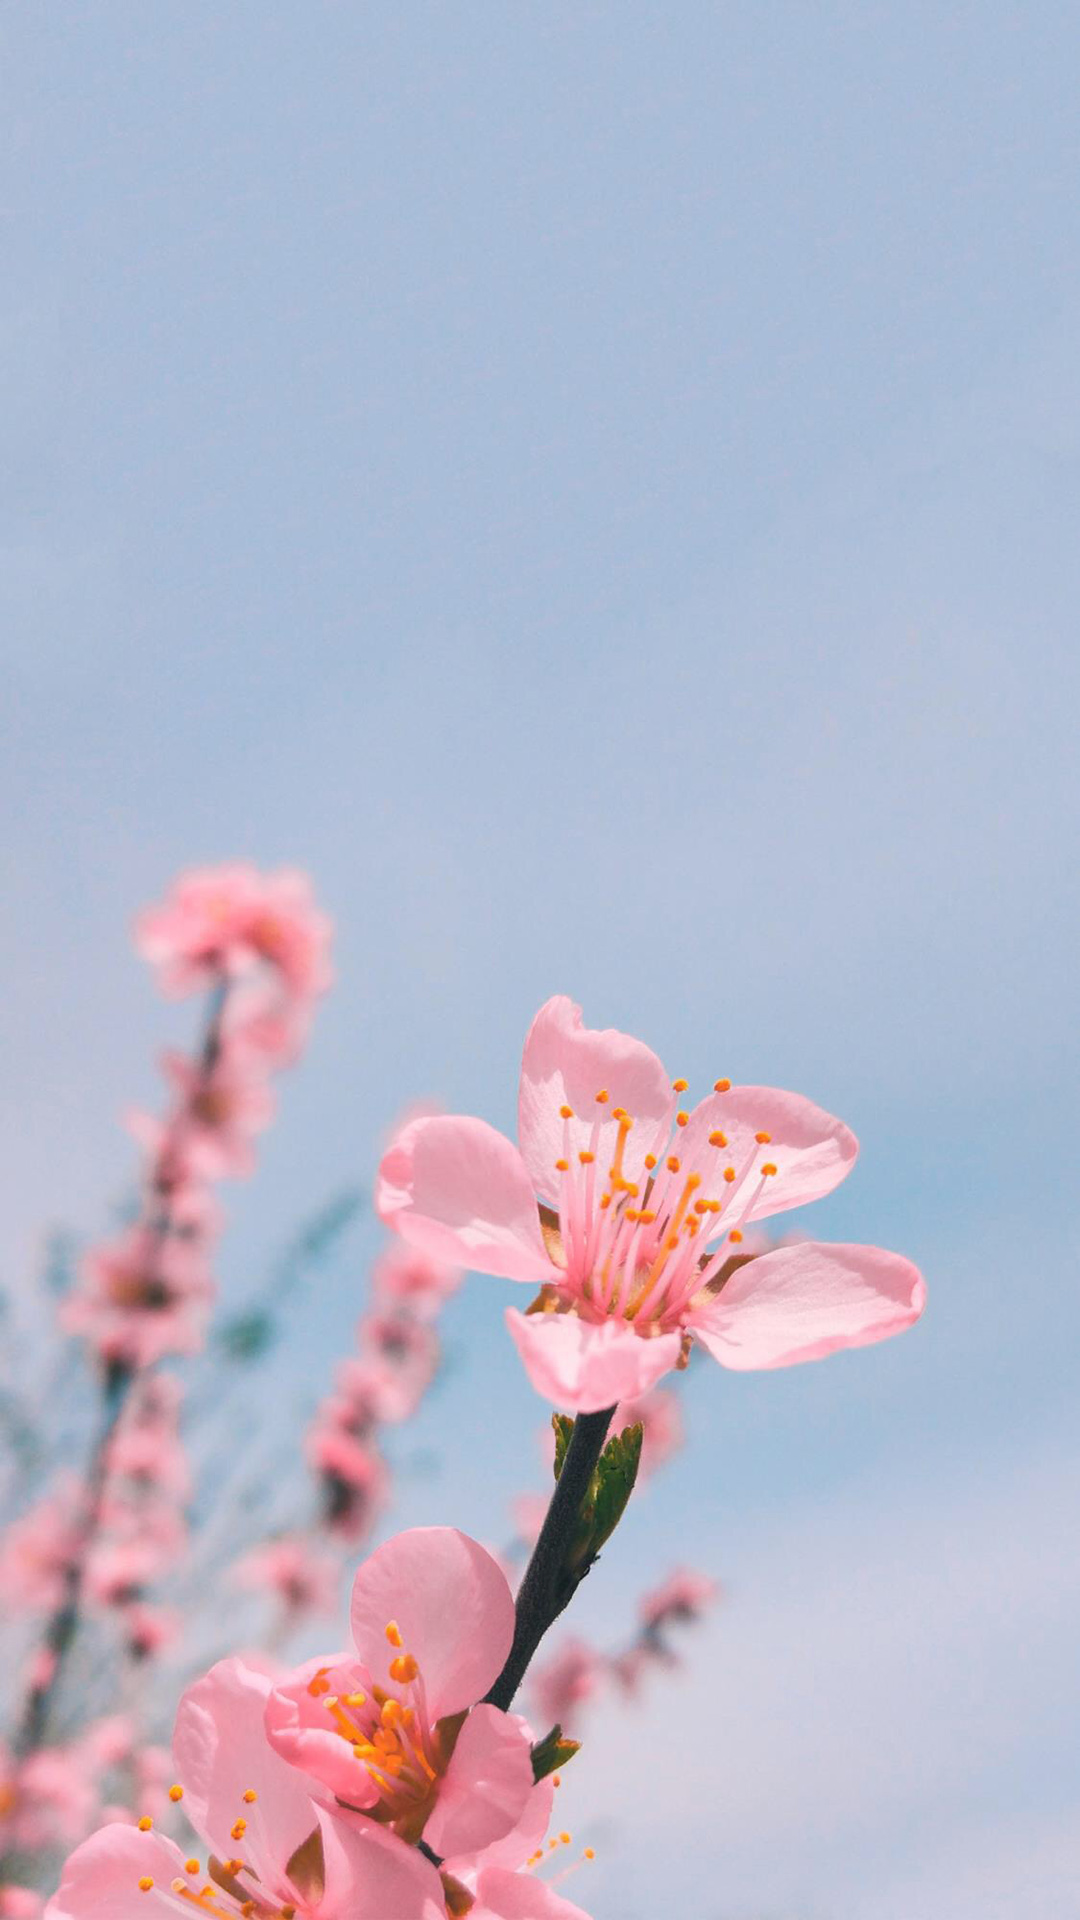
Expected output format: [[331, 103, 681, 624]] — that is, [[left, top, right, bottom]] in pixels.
[[2, 6, 1078, 1914]]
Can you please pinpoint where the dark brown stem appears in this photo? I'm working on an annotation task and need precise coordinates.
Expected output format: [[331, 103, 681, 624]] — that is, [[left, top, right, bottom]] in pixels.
[[483, 1405, 616, 1714]]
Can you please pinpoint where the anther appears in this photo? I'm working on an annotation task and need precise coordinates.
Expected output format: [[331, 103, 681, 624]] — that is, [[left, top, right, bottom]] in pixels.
[[560, 1831, 571, 1844], [644, 1153, 657, 1169], [559, 1104, 574, 1118], [385, 1621, 403, 1647], [595, 1090, 609, 1104], [185, 1860, 200, 1875], [344, 1692, 366, 1708], [723, 1167, 736, 1182], [169, 1784, 184, 1803], [709, 1130, 727, 1148], [138, 1816, 152, 1832], [761, 1162, 778, 1176], [676, 1111, 689, 1127], [666, 1155, 681, 1172], [672, 1078, 688, 1093], [138, 1877, 154, 1892], [389, 1653, 419, 1684], [242, 1789, 257, 1803], [231, 1820, 247, 1840], [714, 1078, 731, 1093], [552, 1773, 562, 1787], [578, 1149, 594, 1164], [729, 1228, 744, 1242], [555, 1158, 569, 1172], [755, 1130, 772, 1144], [585, 1847, 596, 1860]]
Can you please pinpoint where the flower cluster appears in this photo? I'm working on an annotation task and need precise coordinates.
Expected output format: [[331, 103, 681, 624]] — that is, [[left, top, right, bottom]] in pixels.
[[62, 865, 332, 1373], [47, 1530, 591, 1920], [86, 1378, 190, 1661]]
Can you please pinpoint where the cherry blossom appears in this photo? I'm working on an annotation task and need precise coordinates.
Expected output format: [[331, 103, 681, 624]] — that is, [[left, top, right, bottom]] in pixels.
[[44, 1656, 443, 1920], [378, 995, 926, 1411], [264, 1528, 535, 1858]]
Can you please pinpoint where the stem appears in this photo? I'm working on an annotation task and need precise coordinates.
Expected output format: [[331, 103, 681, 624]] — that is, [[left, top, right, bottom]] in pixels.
[[484, 1406, 616, 1713]]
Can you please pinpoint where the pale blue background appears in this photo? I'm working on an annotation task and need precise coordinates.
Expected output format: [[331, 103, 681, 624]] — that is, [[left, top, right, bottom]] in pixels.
[[3, 7, 1078, 1915]]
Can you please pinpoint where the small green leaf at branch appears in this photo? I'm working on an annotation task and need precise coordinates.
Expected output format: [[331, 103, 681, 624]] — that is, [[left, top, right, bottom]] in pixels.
[[530, 1723, 582, 1783]]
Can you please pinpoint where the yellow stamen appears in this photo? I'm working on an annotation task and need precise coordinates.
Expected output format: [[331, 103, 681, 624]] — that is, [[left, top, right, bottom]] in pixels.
[[666, 1155, 680, 1173], [185, 1860, 200, 1875], [230, 1820, 246, 1841], [729, 1228, 743, 1243], [138, 1816, 152, 1832], [672, 1078, 688, 1092], [644, 1152, 657, 1169], [242, 1789, 257, 1803], [595, 1089, 609, 1104], [138, 1877, 154, 1892], [585, 1847, 596, 1860], [389, 1653, 419, 1684], [344, 1692, 366, 1708], [169, 1784, 184, 1803], [676, 1110, 689, 1127], [555, 1158, 569, 1172], [761, 1162, 778, 1176], [709, 1129, 727, 1148], [714, 1078, 731, 1093], [559, 1104, 573, 1118], [755, 1130, 772, 1143], [385, 1621, 403, 1647], [723, 1166, 736, 1183], [578, 1149, 594, 1164]]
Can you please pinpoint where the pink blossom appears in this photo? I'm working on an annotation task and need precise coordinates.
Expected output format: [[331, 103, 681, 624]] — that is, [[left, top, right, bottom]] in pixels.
[[527, 1639, 600, 1734], [0, 1480, 82, 1613], [45, 1655, 443, 1920], [122, 1602, 183, 1660], [358, 1312, 439, 1401], [265, 1527, 535, 1859], [443, 1779, 592, 1920], [1, 1741, 97, 1851], [378, 995, 926, 1412], [151, 1043, 277, 1181], [370, 1242, 462, 1322], [107, 1380, 191, 1504], [307, 1427, 388, 1543], [330, 1354, 421, 1426], [135, 865, 333, 1003], [0, 1890, 43, 1918], [234, 1537, 341, 1621], [63, 1227, 213, 1370], [639, 1567, 718, 1631]]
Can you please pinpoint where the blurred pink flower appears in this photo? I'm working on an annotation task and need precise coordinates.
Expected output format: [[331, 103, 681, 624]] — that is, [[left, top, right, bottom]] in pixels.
[[234, 1536, 341, 1621], [1, 1741, 96, 1851], [527, 1638, 600, 1733], [379, 994, 926, 1412], [63, 1227, 213, 1369], [639, 1566, 718, 1632], [0, 1480, 82, 1613], [369, 1241, 461, 1322], [135, 864, 333, 1002]]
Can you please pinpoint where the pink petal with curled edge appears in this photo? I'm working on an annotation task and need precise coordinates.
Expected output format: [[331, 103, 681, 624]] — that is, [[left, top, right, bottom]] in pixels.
[[172, 1656, 318, 1891], [677, 1085, 857, 1223], [506, 1308, 683, 1413], [693, 1240, 927, 1371], [472, 1865, 592, 1920], [349, 1527, 515, 1720], [264, 1654, 380, 1810], [45, 1825, 189, 1920], [316, 1806, 445, 1920], [424, 1705, 535, 1858], [377, 1114, 556, 1284], [518, 996, 675, 1203]]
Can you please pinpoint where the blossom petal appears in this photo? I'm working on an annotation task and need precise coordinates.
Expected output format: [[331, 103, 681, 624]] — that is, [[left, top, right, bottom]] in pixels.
[[424, 1705, 535, 1858], [677, 1085, 858, 1225], [316, 1806, 445, 1920], [692, 1240, 927, 1370], [45, 1825, 189, 1920], [445, 1776, 555, 1879], [172, 1656, 319, 1891], [349, 1527, 515, 1720], [472, 1865, 592, 1920], [506, 1309, 682, 1412], [377, 1115, 555, 1284], [518, 995, 675, 1202]]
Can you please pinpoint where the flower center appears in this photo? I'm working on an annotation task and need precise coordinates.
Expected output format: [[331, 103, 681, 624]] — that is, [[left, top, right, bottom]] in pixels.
[[306, 1620, 443, 1836], [546, 1082, 777, 1332]]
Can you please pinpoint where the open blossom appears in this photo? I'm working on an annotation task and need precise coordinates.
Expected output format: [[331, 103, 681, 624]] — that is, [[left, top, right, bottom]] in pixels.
[[45, 1657, 444, 1920], [135, 865, 334, 1003], [378, 995, 926, 1412], [264, 1528, 535, 1858]]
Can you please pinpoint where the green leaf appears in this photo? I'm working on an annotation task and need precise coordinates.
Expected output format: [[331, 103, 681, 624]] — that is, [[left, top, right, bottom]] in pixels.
[[530, 1723, 582, 1783]]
